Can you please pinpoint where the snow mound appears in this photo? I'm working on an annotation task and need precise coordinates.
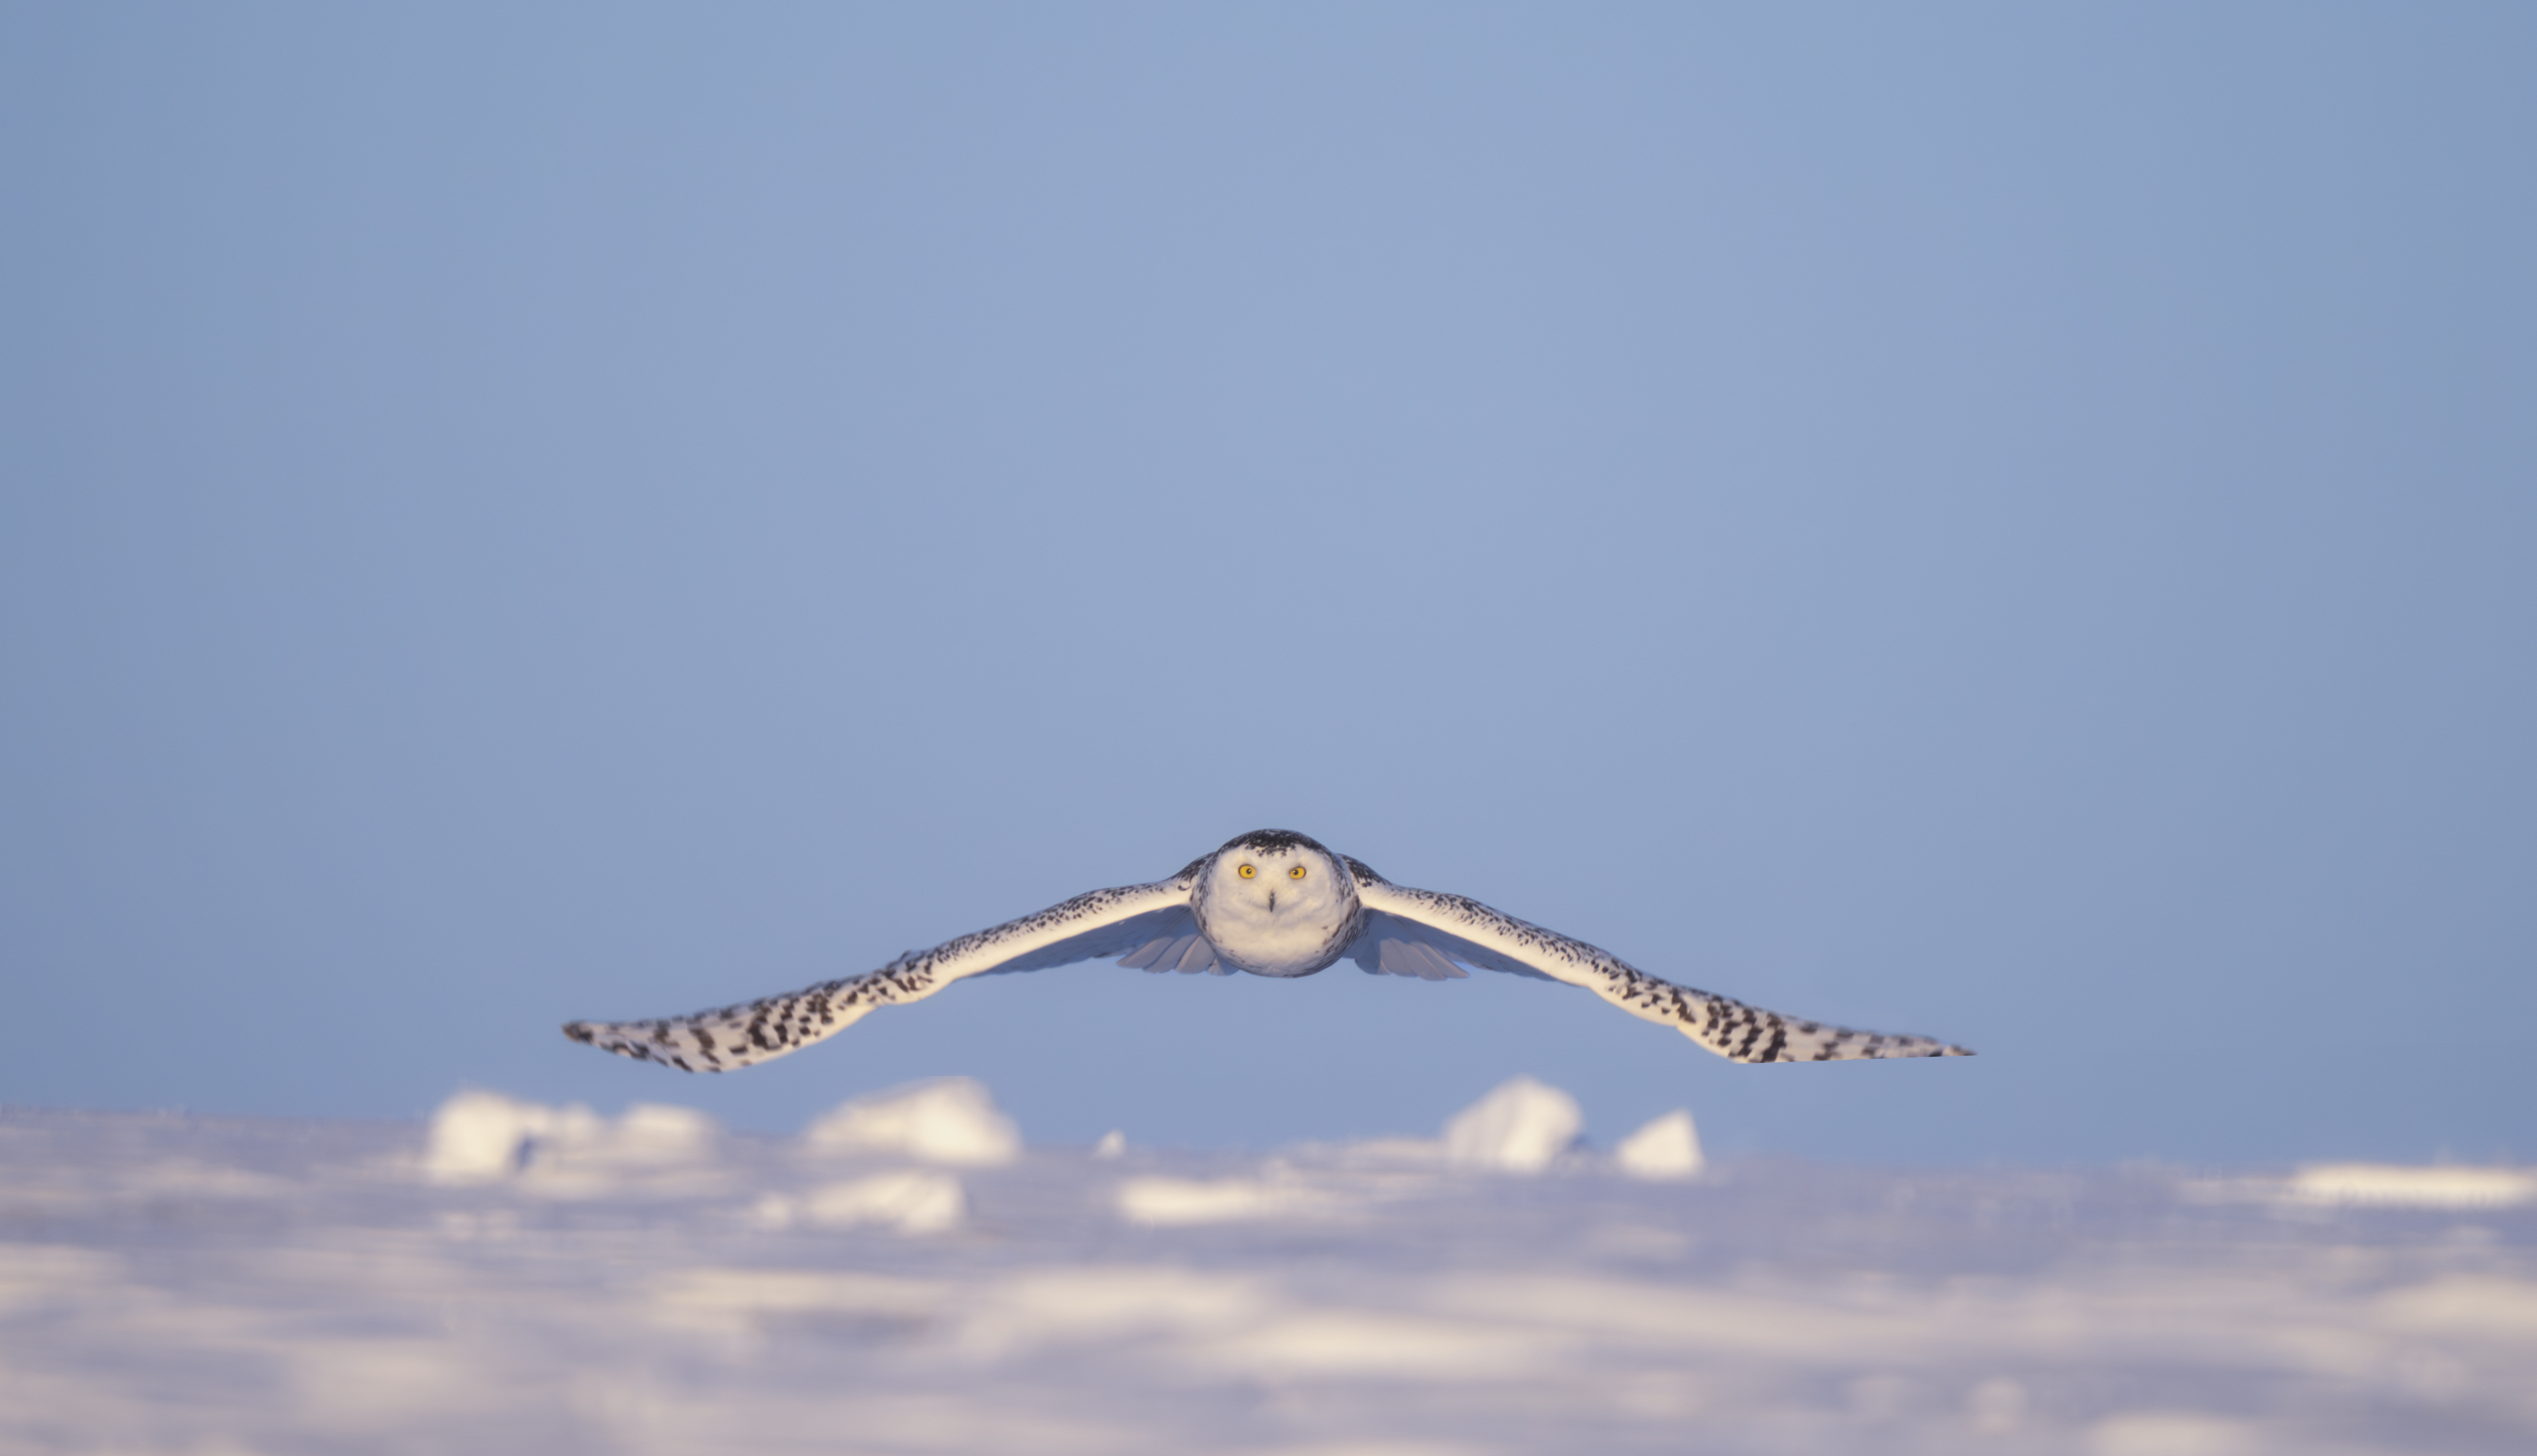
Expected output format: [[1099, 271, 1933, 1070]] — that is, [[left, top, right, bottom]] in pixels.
[[1442, 1075, 1582, 1174], [1613, 1109, 1705, 1180], [757, 1171, 967, 1235], [424, 1091, 598, 1182], [609, 1103, 720, 1162], [802, 1077, 1021, 1166], [423, 1091, 719, 1183]]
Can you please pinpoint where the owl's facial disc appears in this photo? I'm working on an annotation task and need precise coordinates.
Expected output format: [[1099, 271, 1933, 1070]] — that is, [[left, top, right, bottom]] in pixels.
[[1211, 831, 1342, 917]]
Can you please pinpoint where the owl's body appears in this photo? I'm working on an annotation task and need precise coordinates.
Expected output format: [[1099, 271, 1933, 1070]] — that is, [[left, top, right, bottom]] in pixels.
[[1188, 828, 1362, 976], [564, 830, 1972, 1072]]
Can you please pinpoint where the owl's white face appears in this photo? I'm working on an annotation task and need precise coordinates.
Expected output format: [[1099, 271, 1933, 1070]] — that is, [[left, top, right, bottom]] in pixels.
[[1192, 830, 1360, 977]]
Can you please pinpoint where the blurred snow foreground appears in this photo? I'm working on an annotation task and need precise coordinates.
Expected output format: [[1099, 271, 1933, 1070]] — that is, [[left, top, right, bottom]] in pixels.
[[4, 1088, 2535, 1456], [426, 1075, 1697, 1214], [427, 1078, 1020, 1184], [802, 1076, 1022, 1166], [425, 1078, 1019, 1234]]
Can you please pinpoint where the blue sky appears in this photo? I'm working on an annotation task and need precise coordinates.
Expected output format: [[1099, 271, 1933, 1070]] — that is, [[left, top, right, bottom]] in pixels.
[[3, 5, 2530, 1164]]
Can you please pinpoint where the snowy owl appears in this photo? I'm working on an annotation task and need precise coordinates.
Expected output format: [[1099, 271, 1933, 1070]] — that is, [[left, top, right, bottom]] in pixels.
[[564, 830, 1972, 1072]]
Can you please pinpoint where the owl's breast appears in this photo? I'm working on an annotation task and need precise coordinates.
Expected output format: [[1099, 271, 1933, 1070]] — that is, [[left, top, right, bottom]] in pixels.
[[1192, 885, 1362, 978]]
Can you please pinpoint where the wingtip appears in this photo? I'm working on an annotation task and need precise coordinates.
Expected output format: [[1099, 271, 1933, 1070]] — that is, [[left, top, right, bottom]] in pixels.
[[561, 1020, 595, 1044]]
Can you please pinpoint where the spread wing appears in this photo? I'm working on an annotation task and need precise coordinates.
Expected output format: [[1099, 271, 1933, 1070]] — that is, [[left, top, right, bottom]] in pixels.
[[564, 872, 1203, 1072], [1342, 858, 1971, 1064], [1116, 926, 1227, 975]]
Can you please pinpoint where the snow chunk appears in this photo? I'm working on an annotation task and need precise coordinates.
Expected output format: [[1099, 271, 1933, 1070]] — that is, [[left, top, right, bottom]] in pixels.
[[1093, 1130, 1127, 1160], [1614, 1109, 1706, 1181], [424, 1091, 598, 1182], [802, 1077, 1021, 1166], [757, 1171, 967, 1235], [422, 1091, 718, 1183], [1442, 1076, 1582, 1174], [611, 1103, 719, 1162]]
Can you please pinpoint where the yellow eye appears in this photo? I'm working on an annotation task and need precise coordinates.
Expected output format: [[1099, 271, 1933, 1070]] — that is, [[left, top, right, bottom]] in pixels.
[[1238, 863, 1255, 879], [1288, 865, 1307, 879]]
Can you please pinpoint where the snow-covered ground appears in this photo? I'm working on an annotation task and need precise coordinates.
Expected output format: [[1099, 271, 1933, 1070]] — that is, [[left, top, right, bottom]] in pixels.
[[2, 1081, 2531, 1456]]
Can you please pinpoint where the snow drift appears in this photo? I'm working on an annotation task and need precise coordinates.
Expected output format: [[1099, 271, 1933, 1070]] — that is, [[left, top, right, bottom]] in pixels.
[[0, 1083, 2529, 1456]]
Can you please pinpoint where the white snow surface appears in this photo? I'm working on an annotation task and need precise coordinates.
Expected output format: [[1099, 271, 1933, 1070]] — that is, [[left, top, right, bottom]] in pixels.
[[1442, 1075, 1584, 1174], [2, 1082, 2532, 1456], [1614, 1109, 1707, 1182], [426, 1092, 722, 1184], [800, 1077, 1023, 1167]]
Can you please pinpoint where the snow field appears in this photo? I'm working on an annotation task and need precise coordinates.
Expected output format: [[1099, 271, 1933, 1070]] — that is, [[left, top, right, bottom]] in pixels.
[[1, 1080, 2531, 1455]]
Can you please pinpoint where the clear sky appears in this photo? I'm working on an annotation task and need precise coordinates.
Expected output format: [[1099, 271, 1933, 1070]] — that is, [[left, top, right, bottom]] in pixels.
[[3, 5, 2530, 1165]]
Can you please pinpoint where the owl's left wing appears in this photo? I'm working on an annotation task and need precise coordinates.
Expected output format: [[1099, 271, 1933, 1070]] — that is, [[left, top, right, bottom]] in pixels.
[[564, 873, 1199, 1073], [1344, 860, 1971, 1064]]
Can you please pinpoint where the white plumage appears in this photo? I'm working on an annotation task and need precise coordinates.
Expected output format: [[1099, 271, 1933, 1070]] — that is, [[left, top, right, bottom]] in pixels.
[[564, 829, 1973, 1071]]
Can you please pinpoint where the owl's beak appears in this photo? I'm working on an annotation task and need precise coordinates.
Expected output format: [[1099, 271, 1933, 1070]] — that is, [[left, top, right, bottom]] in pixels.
[[1267, 889, 1277, 911]]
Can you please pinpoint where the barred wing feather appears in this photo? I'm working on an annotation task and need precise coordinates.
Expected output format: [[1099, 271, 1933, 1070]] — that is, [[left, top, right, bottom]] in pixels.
[[1346, 867, 1970, 1064], [563, 878, 1196, 1073]]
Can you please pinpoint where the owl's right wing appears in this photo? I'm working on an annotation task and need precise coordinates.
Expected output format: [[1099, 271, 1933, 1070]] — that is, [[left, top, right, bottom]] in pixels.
[[1343, 860, 1971, 1064], [564, 868, 1205, 1073]]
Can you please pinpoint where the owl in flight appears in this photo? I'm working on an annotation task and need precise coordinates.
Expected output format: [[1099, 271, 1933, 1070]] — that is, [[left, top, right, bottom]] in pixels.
[[564, 830, 1972, 1072]]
